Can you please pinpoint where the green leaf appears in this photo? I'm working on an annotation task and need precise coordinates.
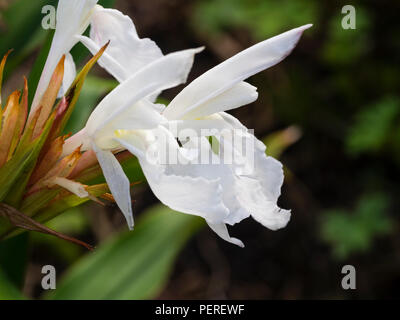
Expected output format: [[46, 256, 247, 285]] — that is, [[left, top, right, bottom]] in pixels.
[[47, 205, 204, 300], [0, 267, 26, 300]]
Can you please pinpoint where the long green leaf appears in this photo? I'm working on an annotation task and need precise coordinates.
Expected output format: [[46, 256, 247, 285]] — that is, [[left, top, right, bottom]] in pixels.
[[48, 205, 204, 300]]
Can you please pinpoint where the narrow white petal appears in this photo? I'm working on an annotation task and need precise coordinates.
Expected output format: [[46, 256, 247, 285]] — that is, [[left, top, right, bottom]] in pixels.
[[56, 0, 98, 37], [31, 0, 98, 115], [57, 52, 76, 98], [175, 81, 258, 120], [49, 177, 89, 198], [80, 5, 163, 82], [92, 143, 134, 229], [164, 24, 312, 120], [207, 221, 244, 247], [86, 48, 203, 135]]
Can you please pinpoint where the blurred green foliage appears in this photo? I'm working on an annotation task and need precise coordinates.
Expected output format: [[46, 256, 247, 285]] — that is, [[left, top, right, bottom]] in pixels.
[[193, 0, 317, 39], [320, 193, 392, 260], [346, 96, 400, 156], [47, 205, 204, 300], [193, 0, 399, 266], [322, 7, 371, 66]]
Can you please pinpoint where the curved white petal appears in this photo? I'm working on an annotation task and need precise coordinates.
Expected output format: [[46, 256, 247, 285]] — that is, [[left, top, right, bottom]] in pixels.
[[79, 35, 127, 81], [31, 0, 98, 115], [115, 128, 230, 224], [57, 52, 76, 98], [92, 142, 134, 230], [207, 221, 244, 248], [164, 24, 312, 120], [140, 160, 229, 224], [220, 112, 284, 202], [173, 114, 290, 230], [80, 5, 163, 82], [172, 136, 251, 226], [86, 48, 203, 135], [174, 81, 258, 120]]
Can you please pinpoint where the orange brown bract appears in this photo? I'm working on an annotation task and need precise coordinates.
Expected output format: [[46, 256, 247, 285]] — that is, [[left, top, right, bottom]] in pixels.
[[0, 43, 136, 248]]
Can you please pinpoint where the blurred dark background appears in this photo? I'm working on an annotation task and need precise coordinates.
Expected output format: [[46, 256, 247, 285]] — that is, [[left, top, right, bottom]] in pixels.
[[1, 0, 400, 299]]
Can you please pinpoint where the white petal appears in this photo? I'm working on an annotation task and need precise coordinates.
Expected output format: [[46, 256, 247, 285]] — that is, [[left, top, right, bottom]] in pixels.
[[56, 0, 98, 37], [175, 81, 258, 120], [173, 136, 251, 226], [92, 143, 134, 229], [164, 115, 231, 140], [57, 52, 76, 98], [49, 177, 89, 198], [86, 48, 203, 135], [31, 0, 98, 115], [79, 35, 127, 81], [207, 221, 244, 248], [220, 112, 284, 201], [164, 24, 312, 120], [93, 99, 165, 150], [172, 118, 290, 230], [140, 160, 229, 224], [115, 128, 230, 224], [80, 5, 163, 82]]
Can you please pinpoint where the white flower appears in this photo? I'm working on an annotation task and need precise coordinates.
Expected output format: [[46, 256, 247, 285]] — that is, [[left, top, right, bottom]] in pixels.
[[61, 5, 202, 229], [117, 24, 312, 246], [63, 47, 201, 229], [31, 0, 98, 115], [64, 3, 311, 246]]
